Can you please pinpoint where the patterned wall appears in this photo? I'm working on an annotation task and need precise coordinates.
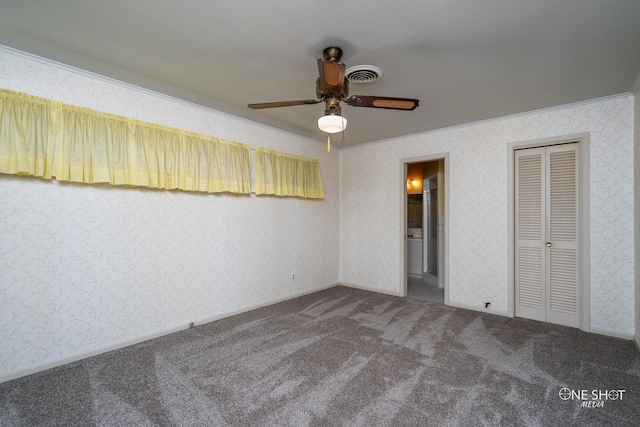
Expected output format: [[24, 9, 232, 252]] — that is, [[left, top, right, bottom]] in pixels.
[[635, 86, 640, 346], [340, 96, 635, 335], [0, 50, 340, 379]]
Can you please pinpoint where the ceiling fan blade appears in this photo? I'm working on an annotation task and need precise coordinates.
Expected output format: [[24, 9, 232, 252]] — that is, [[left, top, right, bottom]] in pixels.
[[317, 59, 346, 95], [346, 95, 419, 111], [247, 99, 320, 109]]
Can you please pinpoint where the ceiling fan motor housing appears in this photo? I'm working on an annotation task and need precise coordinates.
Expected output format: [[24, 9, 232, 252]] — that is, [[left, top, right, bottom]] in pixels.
[[316, 78, 349, 100], [323, 96, 342, 116]]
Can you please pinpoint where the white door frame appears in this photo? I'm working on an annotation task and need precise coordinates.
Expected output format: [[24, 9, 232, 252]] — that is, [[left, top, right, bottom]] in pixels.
[[507, 133, 590, 332], [400, 153, 450, 303]]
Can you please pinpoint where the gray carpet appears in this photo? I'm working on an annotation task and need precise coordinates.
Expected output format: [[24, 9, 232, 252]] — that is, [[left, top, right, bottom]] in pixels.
[[407, 277, 444, 304], [1, 286, 639, 426]]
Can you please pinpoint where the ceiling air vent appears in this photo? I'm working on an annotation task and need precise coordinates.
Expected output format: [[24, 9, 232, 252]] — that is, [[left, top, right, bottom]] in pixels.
[[345, 65, 383, 85]]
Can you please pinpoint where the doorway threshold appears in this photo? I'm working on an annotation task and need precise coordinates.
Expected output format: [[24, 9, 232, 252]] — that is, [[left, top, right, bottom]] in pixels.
[[407, 275, 444, 304]]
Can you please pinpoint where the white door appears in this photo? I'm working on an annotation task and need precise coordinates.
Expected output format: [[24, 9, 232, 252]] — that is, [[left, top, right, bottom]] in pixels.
[[515, 143, 579, 328]]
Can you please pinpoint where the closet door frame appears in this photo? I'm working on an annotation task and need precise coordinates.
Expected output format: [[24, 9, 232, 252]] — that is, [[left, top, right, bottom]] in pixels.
[[507, 133, 590, 332]]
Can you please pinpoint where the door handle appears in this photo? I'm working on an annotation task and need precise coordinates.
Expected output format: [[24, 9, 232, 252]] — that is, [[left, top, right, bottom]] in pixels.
[[546, 242, 552, 247]]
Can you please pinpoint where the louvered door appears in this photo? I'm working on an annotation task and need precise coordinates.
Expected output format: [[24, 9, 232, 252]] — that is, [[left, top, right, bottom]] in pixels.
[[515, 147, 545, 322], [515, 144, 579, 328]]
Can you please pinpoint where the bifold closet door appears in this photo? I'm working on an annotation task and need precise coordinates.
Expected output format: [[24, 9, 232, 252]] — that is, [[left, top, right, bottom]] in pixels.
[[515, 144, 579, 328]]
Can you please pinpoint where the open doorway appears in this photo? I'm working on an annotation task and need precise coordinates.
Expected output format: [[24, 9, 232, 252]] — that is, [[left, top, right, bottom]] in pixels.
[[404, 158, 447, 304]]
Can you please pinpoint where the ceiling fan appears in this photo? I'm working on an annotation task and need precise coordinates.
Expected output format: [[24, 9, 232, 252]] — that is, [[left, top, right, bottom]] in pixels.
[[248, 47, 419, 150]]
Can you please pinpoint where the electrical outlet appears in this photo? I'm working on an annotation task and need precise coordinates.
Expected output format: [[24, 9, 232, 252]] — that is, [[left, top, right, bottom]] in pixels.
[[291, 273, 295, 280]]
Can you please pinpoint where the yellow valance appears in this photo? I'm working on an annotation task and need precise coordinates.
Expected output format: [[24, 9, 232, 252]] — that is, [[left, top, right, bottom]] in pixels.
[[254, 147, 324, 199], [0, 89, 251, 194]]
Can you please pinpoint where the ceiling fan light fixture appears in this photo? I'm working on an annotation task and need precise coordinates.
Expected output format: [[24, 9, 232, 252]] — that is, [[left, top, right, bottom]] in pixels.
[[248, 46, 418, 141], [318, 114, 347, 133]]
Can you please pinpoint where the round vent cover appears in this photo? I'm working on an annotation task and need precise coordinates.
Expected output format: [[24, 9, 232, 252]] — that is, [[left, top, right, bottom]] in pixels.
[[345, 65, 383, 85]]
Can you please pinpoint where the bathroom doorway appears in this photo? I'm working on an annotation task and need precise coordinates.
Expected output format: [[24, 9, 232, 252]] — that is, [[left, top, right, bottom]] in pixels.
[[404, 157, 447, 304]]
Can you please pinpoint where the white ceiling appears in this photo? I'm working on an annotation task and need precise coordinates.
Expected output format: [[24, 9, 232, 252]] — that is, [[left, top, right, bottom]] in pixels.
[[1, 0, 639, 146]]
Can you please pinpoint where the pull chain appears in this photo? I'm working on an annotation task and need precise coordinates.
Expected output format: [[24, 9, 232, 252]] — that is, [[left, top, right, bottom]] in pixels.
[[327, 134, 331, 152]]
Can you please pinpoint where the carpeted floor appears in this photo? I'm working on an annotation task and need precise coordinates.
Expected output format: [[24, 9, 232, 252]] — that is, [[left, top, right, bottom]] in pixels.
[[1, 286, 639, 426]]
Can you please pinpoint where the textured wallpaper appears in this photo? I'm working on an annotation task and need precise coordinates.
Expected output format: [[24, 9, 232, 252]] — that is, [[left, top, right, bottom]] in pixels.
[[0, 50, 340, 379], [340, 95, 635, 335], [635, 86, 640, 345]]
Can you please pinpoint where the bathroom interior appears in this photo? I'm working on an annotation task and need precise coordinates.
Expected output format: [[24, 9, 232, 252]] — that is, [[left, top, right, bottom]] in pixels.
[[406, 160, 444, 304]]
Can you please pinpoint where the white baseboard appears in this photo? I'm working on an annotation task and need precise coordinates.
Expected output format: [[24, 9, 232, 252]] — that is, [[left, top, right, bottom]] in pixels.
[[190, 282, 337, 327], [0, 282, 339, 384], [436, 302, 635, 342], [3, 282, 633, 384], [446, 300, 511, 318], [340, 283, 637, 344], [338, 281, 403, 297], [339, 281, 512, 318], [589, 327, 634, 341]]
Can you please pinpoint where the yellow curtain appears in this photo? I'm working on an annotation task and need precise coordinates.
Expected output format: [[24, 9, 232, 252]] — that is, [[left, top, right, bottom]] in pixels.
[[0, 89, 251, 194], [0, 90, 54, 178], [254, 147, 324, 199]]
